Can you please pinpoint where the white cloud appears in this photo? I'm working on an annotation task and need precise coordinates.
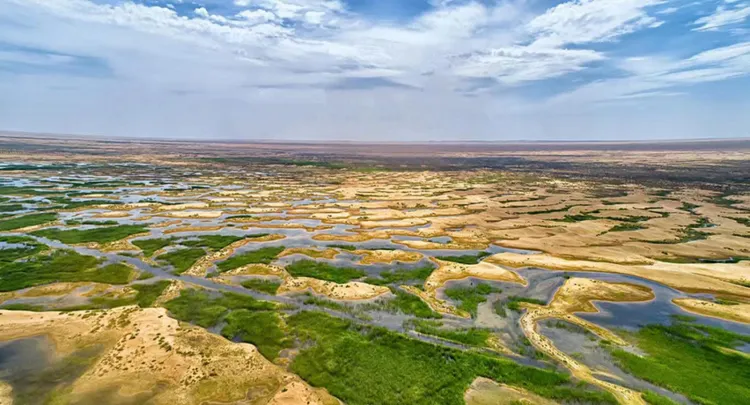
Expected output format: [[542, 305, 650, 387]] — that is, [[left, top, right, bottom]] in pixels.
[[694, 4, 750, 31], [527, 0, 663, 47], [194, 7, 209, 18], [453, 47, 604, 84]]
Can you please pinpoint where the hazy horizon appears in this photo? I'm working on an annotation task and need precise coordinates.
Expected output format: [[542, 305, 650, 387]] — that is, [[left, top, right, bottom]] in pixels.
[[2, 0, 749, 141]]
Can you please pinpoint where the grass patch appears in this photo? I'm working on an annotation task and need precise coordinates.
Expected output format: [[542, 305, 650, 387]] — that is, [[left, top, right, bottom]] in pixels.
[[156, 247, 206, 274], [181, 235, 243, 251], [0, 204, 23, 212], [0, 213, 57, 231], [506, 296, 547, 311], [328, 244, 357, 251], [609, 320, 750, 405], [557, 214, 598, 222], [435, 252, 489, 265], [164, 289, 275, 328], [642, 391, 681, 405], [526, 205, 577, 215], [132, 237, 177, 257], [364, 287, 440, 318], [288, 311, 615, 405], [363, 264, 435, 286], [0, 250, 136, 292], [678, 202, 700, 212], [221, 309, 291, 359], [241, 278, 281, 294], [217, 246, 285, 272], [608, 223, 646, 232], [32, 224, 147, 244], [286, 259, 365, 283], [0, 235, 48, 264], [444, 283, 500, 318], [409, 319, 490, 347]]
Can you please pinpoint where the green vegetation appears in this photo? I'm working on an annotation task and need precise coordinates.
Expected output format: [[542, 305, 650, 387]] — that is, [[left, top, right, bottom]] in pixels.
[[608, 223, 646, 232], [0, 250, 135, 292], [366, 287, 440, 318], [288, 311, 615, 405], [221, 309, 291, 359], [241, 278, 281, 294], [557, 213, 598, 222], [0, 235, 48, 264], [65, 219, 119, 226], [363, 264, 435, 285], [46, 196, 122, 209], [181, 235, 243, 251], [435, 252, 489, 265], [641, 391, 681, 405], [506, 296, 547, 311], [709, 193, 743, 208], [226, 214, 255, 220], [217, 246, 285, 271], [165, 289, 286, 358], [728, 216, 750, 227], [132, 237, 177, 256], [85, 280, 171, 309], [286, 259, 365, 283], [526, 205, 577, 215], [155, 247, 206, 274], [329, 244, 357, 251], [610, 320, 750, 405], [137, 271, 155, 280], [678, 202, 700, 212], [444, 283, 500, 318], [409, 319, 490, 347], [604, 216, 651, 223], [0, 204, 23, 212], [31, 224, 147, 244], [0, 213, 57, 231]]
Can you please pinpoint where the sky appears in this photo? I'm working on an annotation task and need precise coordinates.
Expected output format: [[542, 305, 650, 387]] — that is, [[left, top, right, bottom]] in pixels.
[[0, 0, 749, 141]]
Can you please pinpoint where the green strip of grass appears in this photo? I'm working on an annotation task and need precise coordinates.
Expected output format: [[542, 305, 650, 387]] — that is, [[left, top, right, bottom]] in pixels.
[[155, 247, 206, 274], [217, 246, 285, 272], [164, 289, 276, 328], [32, 224, 147, 244], [409, 319, 490, 347], [505, 296, 547, 311], [0, 213, 57, 231], [444, 283, 500, 318], [0, 235, 48, 264], [0, 204, 23, 213], [221, 309, 292, 359], [132, 237, 177, 257], [363, 264, 435, 286], [362, 287, 440, 318], [641, 391, 681, 405], [609, 320, 750, 405], [608, 223, 646, 232], [0, 250, 134, 292], [288, 311, 615, 405], [286, 259, 365, 283], [435, 252, 489, 265], [329, 244, 357, 251], [241, 278, 281, 295], [180, 235, 243, 251]]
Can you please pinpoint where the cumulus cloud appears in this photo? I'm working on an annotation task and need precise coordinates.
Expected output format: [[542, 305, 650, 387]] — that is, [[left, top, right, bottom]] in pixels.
[[1, 0, 749, 140]]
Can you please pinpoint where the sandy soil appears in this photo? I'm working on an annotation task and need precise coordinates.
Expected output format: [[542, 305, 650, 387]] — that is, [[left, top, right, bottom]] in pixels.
[[354, 249, 423, 264], [278, 247, 340, 260], [0, 308, 340, 405], [464, 377, 557, 405], [672, 298, 750, 324]]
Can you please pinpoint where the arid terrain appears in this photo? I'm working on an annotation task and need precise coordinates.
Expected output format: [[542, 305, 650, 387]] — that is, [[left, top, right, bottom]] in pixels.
[[0, 133, 748, 405]]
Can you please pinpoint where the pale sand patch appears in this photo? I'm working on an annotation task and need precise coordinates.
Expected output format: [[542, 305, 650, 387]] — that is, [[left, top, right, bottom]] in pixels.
[[464, 377, 557, 405], [519, 278, 654, 405], [278, 277, 390, 301], [359, 218, 430, 229], [279, 247, 340, 260], [0, 381, 12, 405], [162, 211, 223, 219], [156, 202, 208, 211], [93, 211, 132, 218], [163, 225, 223, 234], [0, 308, 340, 405], [486, 252, 750, 299], [354, 249, 423, 265], [13, 220, 62, 233], [673, 298, 750, 324], [393, 239, 490, 250], [153, 280, 185, 307], [224, 264, 286, 276]]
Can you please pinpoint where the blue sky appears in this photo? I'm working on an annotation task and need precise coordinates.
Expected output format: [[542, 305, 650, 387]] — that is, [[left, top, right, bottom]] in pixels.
[[0, 0, 748, 141]]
